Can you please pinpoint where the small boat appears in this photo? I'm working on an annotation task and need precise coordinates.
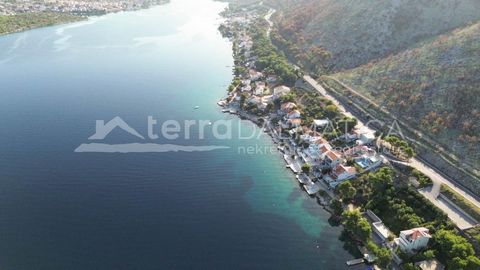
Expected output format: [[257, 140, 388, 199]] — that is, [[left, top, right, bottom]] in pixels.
[[208, 121, 212, 125], [194, 106, 200, 109]]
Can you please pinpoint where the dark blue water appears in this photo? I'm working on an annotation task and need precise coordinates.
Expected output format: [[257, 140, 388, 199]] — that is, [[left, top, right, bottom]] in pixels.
[[0, 0, 360, 269]]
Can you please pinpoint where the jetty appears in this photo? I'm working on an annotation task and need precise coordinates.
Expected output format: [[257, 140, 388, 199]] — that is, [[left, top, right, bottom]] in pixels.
[[345, 258, 364, 266], [303, 182, 321, 195]]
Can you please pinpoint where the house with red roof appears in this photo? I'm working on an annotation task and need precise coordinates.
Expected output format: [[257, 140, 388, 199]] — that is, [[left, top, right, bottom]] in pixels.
[[394, 227, 431, 253]]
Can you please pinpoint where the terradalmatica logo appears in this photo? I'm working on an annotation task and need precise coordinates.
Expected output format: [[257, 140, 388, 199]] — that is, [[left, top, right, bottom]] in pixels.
[[75, 116, 231, 153]]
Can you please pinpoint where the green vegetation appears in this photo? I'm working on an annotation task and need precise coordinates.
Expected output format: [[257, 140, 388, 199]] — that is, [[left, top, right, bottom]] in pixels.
[[440, 184, 480, 223], [289, 88, 357, 140], [434, 229, 480, 269], [342, 209, 371, 243], [0, 13, 84, 35], [366, 240, 393, 269], [411, 169, 433, 188], [248, 21, 297, 85], [337, 181, 356, 202], [301, 163, 311, 174], [335, 22, 480, 171], [383, 135, 415, 159]]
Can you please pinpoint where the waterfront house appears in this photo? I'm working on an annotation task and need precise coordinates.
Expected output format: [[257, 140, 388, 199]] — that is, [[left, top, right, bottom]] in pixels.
[[326, 164, 356, 185], [241, 85, 252, 92], [394, 227, 431, 253], [365, 210, 392, 243], [305, 142, 332, 165], [323, 150, 343, 168]]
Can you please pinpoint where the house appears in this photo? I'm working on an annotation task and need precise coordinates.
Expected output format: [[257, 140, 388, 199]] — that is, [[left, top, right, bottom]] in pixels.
[[305, 142, 331, 164], [355, 154, 383, 171], [280, 102, 297, 114], [394, 227, 431, 253], [261, 95, 274, 104], [357, 130, 376, 145], [415, 259, 445, 270], [249, 69, 264, 81], [287, 110, 301, 119], [273, 85, 291, 99], [254, 81, 266, 96], [241, 85, 252, 92], [365, 210, 392, 243], [353, 127, 375, 145], [324, 164, 357, 188], [241, 79, 251, 86], [332, 164, 356, 181], [313, 119, 330, 129], [287, 118, 302, 128], [323, 150, 343, 168], [266, 75, 278, 84]]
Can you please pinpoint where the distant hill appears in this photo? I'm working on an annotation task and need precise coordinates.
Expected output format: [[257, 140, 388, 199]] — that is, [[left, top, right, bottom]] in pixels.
[[272, 0, 480, 71], [333, 22, 480, 168]]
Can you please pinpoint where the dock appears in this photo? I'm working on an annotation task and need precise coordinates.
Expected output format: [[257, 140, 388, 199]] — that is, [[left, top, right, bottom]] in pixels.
[[296, 173, 311, 184], [303, 182, 320, 195], [346, 258, 364, 266]]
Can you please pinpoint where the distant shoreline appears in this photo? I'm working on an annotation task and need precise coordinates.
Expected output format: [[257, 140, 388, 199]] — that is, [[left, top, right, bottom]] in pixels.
[[0, 1, 170, 37]]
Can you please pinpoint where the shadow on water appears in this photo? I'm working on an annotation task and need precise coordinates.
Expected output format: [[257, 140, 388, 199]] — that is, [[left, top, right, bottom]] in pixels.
[[339, 230, 363, 258]]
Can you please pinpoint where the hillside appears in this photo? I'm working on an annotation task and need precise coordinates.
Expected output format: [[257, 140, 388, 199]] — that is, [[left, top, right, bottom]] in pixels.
[[271, 0, 480, 72], [0, 13, 83, 35], [333, 22, 480, 169]]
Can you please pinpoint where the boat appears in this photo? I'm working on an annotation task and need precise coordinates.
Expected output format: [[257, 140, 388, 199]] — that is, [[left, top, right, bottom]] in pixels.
[[194, 106, 200, 109]]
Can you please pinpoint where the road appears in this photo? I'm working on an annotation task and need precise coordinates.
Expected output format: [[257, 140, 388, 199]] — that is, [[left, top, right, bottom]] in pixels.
[[264, 5, 479, 227], [303, 75, 480, 226], [264, 8, 275, 37]]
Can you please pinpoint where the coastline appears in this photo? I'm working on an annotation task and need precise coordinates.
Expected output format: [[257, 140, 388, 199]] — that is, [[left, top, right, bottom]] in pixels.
[[0, 1, 170, 37]]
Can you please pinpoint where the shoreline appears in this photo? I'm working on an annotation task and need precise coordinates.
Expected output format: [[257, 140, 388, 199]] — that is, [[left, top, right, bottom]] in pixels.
[[0, 1, 170, 37]]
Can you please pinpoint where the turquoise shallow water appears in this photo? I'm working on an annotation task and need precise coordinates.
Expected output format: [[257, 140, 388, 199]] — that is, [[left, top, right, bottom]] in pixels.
[[0, 0, 360, 269]]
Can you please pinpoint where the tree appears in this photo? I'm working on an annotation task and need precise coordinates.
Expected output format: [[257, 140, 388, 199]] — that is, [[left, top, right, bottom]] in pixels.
[[338, 181, 356, 201], [369, 167, 393, 194], [301, 163, 311, 174], [342, 209, 372, 242], [375, 247, 392, 269], [330, 199, 343, 216], [434, 229, 476, 269], [404, 147, 415, 159]]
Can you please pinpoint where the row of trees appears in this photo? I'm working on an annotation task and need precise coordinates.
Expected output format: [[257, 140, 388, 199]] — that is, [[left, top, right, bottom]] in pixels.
[[249, 22, 298, 85]]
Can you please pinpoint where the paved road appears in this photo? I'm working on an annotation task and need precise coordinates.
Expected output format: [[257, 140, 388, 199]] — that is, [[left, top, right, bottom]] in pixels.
[[303, 75, 480, 226]]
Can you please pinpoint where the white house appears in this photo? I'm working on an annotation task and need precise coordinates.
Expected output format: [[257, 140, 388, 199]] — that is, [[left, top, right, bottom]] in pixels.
[[254, 81, 266, 96], [325, 164, 357, 188], [357, 131, 376, 145], [273, 85, 291, 99], [395, 227, 431, 253], [249, 69, 264, 81], [313, 119, 330, 129], [332, 164, 357, 181], [354, 154, 383, 171]]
